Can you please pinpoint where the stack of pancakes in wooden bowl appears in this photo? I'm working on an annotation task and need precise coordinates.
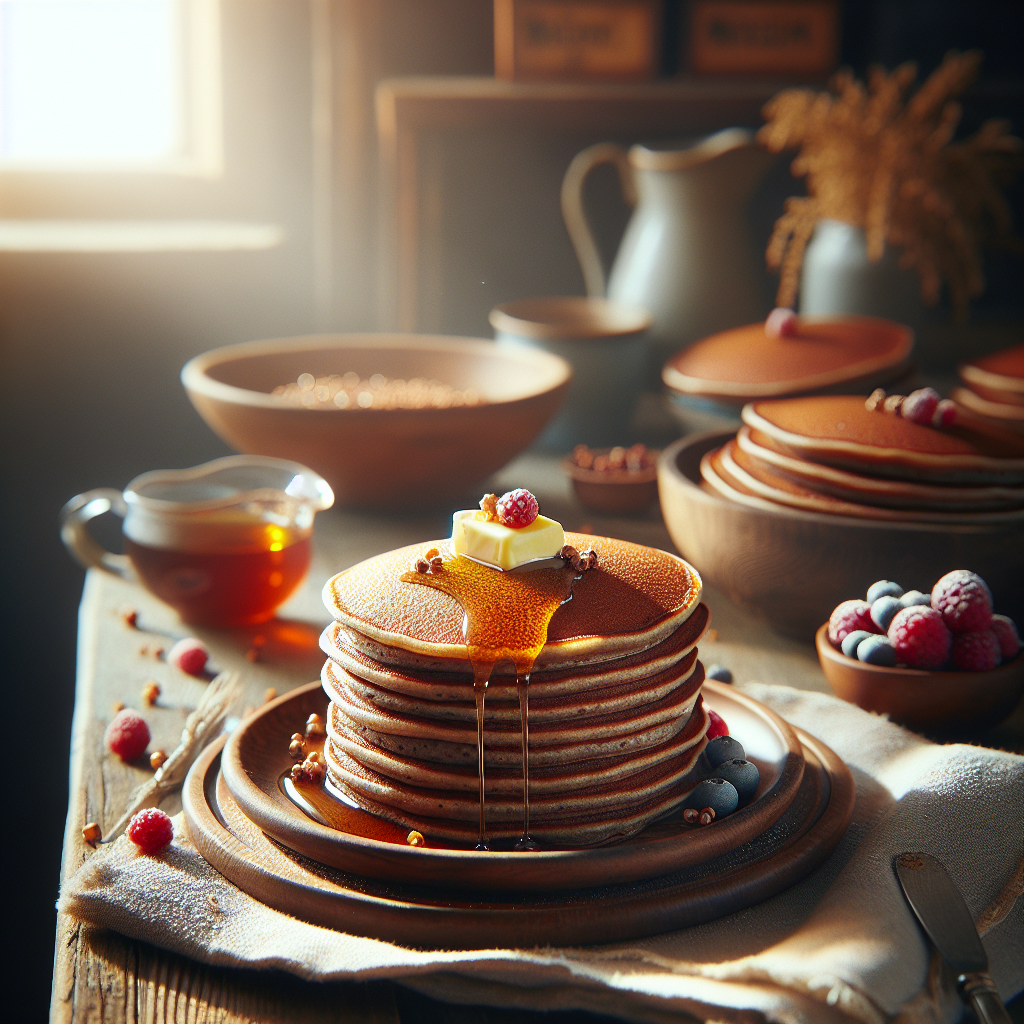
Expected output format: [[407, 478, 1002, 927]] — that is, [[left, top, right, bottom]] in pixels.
[[319, 536, 712, 846], [658, 315, 1024, 637], [703, 395, 1024, 524], [952, 343, 1024, 435]]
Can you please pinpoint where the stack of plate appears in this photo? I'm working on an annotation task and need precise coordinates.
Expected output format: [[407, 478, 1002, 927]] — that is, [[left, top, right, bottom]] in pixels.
[[700, 395, 1024, 524], [953, 343, 1024, 435]]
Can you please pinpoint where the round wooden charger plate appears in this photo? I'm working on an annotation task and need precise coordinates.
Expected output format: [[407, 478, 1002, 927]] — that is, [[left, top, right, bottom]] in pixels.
[[182, 696, 853, 949], [217, 681, 805, 891]]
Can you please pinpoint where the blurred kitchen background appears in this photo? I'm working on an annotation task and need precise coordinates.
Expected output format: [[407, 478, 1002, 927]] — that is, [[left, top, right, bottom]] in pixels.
[[2, 0, 1021, 1016]]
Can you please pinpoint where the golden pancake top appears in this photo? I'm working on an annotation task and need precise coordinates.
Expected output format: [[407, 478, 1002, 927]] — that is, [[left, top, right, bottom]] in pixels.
[[745, 396, 1024, 461], [323, 533, 701, 661], [663, 316, 912, 398]]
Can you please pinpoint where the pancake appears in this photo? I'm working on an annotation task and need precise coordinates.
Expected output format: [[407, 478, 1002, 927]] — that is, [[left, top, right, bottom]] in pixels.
[[952, 387, 1024, 434], [318, 534, 711, 846], [704, 440, 1024, 524], [736, 426, 1024, 513], [959, 343, 1024, 404], [662, 316, 913, 401], [743, 396, 1024, 484], [323, 533, 702, 667]]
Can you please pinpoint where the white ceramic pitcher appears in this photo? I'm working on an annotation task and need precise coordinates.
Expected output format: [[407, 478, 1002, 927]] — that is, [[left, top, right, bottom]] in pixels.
[[561, 127, 775, 370]]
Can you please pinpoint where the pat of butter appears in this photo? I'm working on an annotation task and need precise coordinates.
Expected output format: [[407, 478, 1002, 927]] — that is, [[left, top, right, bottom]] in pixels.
[[451, 510, 564, 570]]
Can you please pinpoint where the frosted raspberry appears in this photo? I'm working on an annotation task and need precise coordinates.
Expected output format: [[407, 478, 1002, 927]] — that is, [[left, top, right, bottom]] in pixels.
[[828, 600, 877, 647], [168, 637, 209, 675], [931, 570, 993, 634], [765, 307, 798, 338], [888, 606, 951, 669], [951, 628, 1001, 672], [105, 709, 150, 762], [900, 388, 940, 425], [495, 488, 539, 529], [990, 615, 1021, 661], [706, 709, 729, 739], [932, 398, 958, 427], [126, 808, 173, 854]]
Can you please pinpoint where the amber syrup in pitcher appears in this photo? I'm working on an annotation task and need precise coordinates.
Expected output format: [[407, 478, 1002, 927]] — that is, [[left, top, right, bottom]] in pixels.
[[401, 552, 579, 850], [124, 525, 311, 627]]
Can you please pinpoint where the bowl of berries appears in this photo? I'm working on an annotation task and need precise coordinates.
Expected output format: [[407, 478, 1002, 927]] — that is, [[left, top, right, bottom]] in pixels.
[[563, 444, 660, 515], [817, 571, 1024, 731]]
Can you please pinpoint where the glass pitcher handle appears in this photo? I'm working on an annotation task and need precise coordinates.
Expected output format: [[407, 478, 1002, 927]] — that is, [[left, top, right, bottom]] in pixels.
[[560, 143, 637, 299], [59, 488, 134, 578]]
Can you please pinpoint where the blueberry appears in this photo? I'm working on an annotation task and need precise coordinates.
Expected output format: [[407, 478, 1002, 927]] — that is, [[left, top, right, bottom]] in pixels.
[[710, 758, 760, 804], [870, 595, 902, 631], [899, 590, 930, 609], [704, 734, 745, 769], [683, 778, 739, 818], [867, 580, 904, 603], [841, 629, 874, 658], [857, 634, 896, 666], [706, 664, 733, 683]]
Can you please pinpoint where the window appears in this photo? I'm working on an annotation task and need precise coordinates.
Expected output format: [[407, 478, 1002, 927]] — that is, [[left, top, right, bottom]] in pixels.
[[0, 0, 221, 175]]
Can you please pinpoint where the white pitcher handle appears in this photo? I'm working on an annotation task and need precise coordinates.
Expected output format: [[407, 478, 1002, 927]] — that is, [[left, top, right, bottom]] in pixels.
[[60, 488, 134, 577], [561, 143, 636, 298]]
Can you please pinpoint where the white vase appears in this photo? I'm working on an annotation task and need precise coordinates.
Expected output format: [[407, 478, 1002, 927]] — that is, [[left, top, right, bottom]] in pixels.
[[799, 219, 924, 328]]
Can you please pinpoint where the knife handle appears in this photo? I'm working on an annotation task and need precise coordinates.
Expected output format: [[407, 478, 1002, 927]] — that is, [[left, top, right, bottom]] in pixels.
[[959, 973, 1011, 1024]]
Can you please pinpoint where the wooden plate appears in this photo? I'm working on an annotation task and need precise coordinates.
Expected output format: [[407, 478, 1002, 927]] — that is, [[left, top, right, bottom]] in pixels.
[[217, 682, 804, 892], [183, 710, 853, 949]]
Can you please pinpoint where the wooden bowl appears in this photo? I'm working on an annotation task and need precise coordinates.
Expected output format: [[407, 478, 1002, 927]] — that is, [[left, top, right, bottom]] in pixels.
[[563, 450, 659, 514], [815, 624, 1024, 730], [658, 432, 1024, 640], [182, 334, 571, 507]]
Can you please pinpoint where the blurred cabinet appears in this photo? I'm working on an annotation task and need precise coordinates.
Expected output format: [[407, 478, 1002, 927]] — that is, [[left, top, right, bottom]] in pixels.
[[376, 76, 783, 336]]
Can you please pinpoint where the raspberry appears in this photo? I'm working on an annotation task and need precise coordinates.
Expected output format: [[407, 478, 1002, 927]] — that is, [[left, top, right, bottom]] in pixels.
[[828, 599, 877, 647], [706, 709, 729, 739], [105, 709, 150, 762], [495, 488, 539, 529], [951, 628, 1001, 672], [765, 307, 798, 338], [932, 398, 958, 427], [126, 808, 173, 853], [990, 615, 1021, 660], [931, 570, 993, 634], [168, 637, 209, 675], [900, 388, 940, 425], [888, 606, 951, 669]]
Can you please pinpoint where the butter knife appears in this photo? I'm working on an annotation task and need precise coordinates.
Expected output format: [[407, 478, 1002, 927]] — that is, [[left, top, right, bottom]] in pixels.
[[895, 852, 1010, 1024]]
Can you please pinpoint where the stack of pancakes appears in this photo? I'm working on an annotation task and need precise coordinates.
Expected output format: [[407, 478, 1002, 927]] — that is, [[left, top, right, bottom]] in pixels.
[[319, 535, 710, 846], [953, 343, 1024, 435], [701, 395, 1024, 523]]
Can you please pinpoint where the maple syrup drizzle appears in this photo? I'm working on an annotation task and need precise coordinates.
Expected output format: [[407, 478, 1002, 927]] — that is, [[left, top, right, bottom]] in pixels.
[[402, 553, 578, 850]]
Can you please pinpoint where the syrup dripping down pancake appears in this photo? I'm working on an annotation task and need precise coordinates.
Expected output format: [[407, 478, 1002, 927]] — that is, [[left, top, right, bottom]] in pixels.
[[323, 699, 710, 845], [322, 533, 702, 665], [743, 396, 1024, 484]]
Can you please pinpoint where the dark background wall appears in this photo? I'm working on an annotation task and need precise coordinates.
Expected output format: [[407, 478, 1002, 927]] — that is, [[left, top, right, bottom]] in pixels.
[[2, 2, 1021, 1019]]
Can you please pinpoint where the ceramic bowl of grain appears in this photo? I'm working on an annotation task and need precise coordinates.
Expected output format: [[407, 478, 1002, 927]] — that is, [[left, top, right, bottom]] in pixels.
[[182, 334, 571, 507]]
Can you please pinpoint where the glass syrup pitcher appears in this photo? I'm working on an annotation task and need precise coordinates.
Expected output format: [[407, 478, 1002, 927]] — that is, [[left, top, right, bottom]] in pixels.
[[61, 455, 334, 626]]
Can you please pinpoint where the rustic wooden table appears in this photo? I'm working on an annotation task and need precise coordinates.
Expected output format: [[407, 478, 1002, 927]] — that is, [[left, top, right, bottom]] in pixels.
[[49, 453, 1022, 1023]]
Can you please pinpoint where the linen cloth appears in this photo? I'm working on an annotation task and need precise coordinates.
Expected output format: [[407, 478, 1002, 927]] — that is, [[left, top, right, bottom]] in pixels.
[[59, 682, 1024, 1024]]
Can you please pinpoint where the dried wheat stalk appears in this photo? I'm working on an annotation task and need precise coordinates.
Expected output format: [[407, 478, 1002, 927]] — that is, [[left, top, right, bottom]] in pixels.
[[759, 51, 1022, 318]]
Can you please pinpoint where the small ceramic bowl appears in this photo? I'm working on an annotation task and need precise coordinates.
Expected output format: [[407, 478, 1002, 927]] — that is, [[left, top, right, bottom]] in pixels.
[[182, 334, 571, 508], [563, 450, 659, 515], [815, 624, 1024, 731]]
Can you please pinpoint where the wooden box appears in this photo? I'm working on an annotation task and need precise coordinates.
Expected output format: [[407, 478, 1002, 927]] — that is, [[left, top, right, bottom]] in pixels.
[[687, 0, 839, 77], [494, 0, 662, 81]]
